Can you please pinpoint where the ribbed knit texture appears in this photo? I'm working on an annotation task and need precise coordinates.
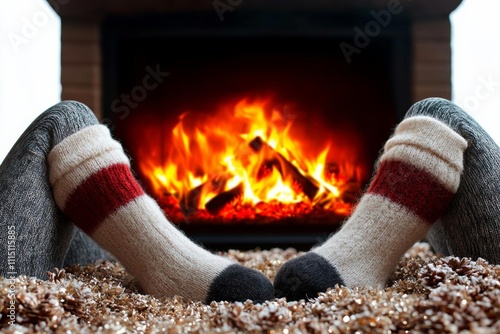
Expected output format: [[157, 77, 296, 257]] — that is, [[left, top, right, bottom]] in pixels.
[[274, 116, 467, 300], [48, 125, 273, 303]]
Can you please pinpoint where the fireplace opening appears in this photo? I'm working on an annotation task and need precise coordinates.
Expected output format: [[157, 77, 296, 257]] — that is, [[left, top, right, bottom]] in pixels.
[[102, 11, 409, 250]]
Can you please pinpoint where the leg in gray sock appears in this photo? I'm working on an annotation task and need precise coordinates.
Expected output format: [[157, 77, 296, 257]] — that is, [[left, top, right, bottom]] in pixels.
[[0, 101, 110, 278], [406, 98, 500, 264]]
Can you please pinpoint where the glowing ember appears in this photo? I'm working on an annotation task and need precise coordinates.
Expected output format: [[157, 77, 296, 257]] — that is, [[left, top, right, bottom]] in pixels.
[[138, 98, 365, 220]]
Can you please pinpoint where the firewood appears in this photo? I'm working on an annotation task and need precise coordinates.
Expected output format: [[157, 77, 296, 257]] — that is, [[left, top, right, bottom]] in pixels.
[[205, 183, 244, 215], [180, 183, 203, 216], [249, 136, 319, 200], [180, 173, 232, 214]]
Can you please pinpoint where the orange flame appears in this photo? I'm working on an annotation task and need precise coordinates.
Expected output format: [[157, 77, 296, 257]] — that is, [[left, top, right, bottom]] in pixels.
[[139, 98, 364, 217]]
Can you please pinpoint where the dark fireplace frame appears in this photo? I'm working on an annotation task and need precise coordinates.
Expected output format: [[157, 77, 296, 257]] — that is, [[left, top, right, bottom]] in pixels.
[[98, 10, 412, 250]]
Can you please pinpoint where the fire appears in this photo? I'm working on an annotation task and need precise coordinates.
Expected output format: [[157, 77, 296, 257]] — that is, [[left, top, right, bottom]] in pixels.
[[138, 98, 365, 220]]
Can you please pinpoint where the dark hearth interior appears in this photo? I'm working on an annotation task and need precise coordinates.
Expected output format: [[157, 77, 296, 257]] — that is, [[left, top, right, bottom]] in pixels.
[[100, 11, 407, 250]]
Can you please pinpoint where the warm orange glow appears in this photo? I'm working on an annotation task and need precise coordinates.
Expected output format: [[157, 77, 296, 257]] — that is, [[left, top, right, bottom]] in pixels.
[[138, 98, 365, 219]]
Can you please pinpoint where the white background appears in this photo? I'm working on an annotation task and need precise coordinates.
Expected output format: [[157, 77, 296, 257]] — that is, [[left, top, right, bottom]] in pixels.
[[0, 0, 60, 163], [0, 0, 499, 164]]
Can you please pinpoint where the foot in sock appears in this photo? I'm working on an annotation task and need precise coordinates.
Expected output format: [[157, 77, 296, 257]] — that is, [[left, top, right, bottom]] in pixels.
[[274, 116, 467, 301], [48, 124, 274, 303]]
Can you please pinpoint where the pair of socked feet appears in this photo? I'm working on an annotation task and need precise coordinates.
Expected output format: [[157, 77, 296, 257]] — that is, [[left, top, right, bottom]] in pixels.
[[47, 110, 465, 303], [2, 97, 500, 303]]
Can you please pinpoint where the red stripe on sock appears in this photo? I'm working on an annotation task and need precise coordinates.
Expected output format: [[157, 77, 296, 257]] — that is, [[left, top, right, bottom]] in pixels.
[[367, 159, 455, 224], [64, 163, 144, 235]]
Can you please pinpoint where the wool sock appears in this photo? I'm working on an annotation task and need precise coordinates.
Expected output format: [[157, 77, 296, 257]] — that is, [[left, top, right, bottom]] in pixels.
[[274, 116, 468, 301], [48, 124, 274, 303], [406, 98, 500, 264]]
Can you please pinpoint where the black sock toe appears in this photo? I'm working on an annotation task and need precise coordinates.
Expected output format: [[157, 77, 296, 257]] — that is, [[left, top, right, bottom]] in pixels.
[[206, 264, 274, 303], [273, 253, 345, 301]]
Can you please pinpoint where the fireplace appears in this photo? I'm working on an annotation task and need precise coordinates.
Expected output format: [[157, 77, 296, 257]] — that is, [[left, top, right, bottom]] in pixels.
[[54, 1, 461, 250]]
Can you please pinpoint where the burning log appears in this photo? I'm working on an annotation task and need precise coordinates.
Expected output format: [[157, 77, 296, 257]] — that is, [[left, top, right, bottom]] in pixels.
[[205, 183, 244, 215], [249, 136, 319, 200], [180, 173, 232, 215], [179, 183, 203, 216], [181, 137, 331, 216]]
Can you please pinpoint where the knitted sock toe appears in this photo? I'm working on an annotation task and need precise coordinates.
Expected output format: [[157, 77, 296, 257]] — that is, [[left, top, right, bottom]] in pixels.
[[274, 116, 467, 301], [207, 264, 274, 303], [48, 124, 273, 303], [274, 253, 344, 301]]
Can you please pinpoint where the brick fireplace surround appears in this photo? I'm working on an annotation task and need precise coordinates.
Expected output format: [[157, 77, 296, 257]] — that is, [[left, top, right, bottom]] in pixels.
[[53, 0, 461, 119]]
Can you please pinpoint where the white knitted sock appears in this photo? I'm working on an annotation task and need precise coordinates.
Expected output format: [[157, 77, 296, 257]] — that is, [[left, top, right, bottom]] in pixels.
[[48, 124, 273, 303], [274, 116, 467, 300]]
